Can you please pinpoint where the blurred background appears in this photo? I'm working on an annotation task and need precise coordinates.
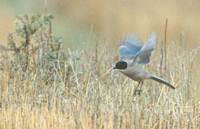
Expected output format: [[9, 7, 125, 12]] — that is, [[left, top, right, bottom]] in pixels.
[[0, 0, 200, 48], [0, 0, 199, 82]]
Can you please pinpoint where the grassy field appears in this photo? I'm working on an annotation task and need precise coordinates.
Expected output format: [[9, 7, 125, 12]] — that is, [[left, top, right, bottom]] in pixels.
[[0, 15, 200, 129]]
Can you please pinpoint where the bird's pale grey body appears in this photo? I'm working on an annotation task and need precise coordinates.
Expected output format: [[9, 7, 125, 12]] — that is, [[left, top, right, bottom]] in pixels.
[[114, 33, 175, 93], [120, 64, 151, 81]]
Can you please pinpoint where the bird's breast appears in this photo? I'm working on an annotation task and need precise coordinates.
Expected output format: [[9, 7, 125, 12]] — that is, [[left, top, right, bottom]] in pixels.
[[120, 66, 149, 81]]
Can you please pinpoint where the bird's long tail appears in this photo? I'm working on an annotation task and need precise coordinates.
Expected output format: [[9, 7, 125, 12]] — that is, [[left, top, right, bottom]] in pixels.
[[150, 75, 175, 89]]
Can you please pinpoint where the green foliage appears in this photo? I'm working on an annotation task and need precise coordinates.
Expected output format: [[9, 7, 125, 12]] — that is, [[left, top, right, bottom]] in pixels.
[[5, 14, 65, 72]]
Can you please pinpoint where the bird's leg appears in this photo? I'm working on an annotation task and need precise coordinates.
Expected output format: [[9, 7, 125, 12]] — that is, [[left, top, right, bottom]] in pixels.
[[138, 81, 143, 95], [134, 81, 144, 95], [134, 82, 141, 96]]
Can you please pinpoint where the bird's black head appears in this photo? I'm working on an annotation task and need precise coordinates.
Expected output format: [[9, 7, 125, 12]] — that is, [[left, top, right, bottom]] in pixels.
[[114, 61, 128, 70]]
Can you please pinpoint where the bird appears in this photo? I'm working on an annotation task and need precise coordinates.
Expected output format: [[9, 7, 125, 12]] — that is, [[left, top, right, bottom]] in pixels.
[[113, 33, 175, 95]]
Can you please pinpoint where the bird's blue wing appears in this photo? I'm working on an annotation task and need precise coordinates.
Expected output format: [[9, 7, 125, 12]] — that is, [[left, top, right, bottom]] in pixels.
[[118, 34, 143, 59], [136, 32, 157, 64]]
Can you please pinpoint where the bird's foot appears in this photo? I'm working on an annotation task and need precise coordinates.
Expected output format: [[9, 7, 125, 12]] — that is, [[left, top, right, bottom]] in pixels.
[[133, 89, 142, 96]]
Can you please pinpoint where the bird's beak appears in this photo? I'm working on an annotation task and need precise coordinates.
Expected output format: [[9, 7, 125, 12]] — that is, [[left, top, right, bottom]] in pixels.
[[112, 64, 116, 69]]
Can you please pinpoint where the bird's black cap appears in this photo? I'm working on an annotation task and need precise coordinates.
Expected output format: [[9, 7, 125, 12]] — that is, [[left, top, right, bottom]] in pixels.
[[114, 61, 128, 70]]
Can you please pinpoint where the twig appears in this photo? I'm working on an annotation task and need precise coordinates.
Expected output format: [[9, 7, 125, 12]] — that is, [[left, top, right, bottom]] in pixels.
[[164, 18, 168, 75]]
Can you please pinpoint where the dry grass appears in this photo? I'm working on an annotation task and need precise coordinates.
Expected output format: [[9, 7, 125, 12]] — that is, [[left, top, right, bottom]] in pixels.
[[0, 15, 200, 129]]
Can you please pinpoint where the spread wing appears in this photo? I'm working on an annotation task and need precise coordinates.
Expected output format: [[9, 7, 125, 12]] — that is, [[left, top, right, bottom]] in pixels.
[[135, 33, 157, 64], [118, 34, 143, 60]]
